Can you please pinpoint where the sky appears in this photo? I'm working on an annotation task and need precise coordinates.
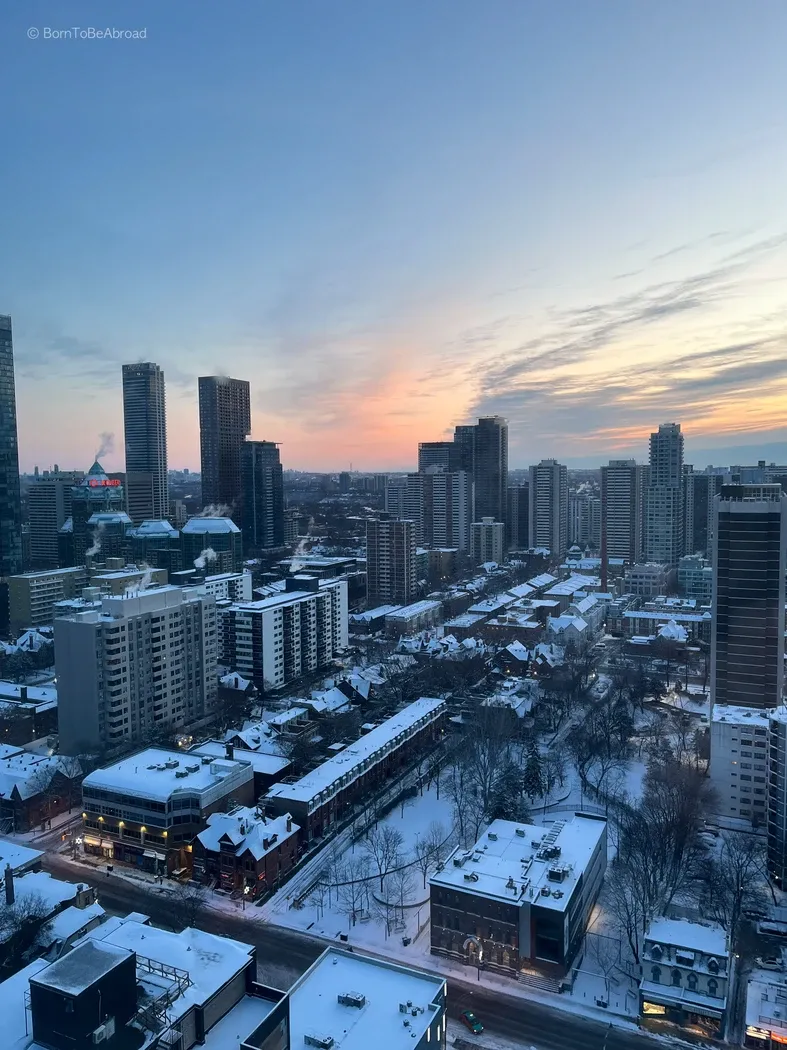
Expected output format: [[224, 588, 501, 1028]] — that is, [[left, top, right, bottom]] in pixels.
[[2, 0, 787, 473]]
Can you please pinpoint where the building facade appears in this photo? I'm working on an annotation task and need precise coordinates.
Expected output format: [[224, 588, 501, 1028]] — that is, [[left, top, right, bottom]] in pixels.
[[217, 576, 348, 691], [63, 461, 129, 568], [528, 460, 569, 557], [180, 516, 243, 574], [121, 362, 168, 524], [54, 585, 218, 755], [601, 459, 646, 564], [0, 315, 23, 584], [709, 705, 769, 827], [193, 808, 299, 897], [473, 416, 508, 526], [710, 484, 787, 711], [471, 517, 505, 564], [240, 440, 284, 551], [507, 482, 530, 551], [8, 565, 88, 634], [366, 516, 417, 606], [198, 375, 251, 512], [28, 471, 83, 570], [645, 423, 684, 565]]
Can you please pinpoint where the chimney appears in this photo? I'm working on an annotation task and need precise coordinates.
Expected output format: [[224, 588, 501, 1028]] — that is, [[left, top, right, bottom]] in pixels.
[[4, 863, 14, 906], [286, 815, 292, 834], [225, 743, 234, 761], [20, 686, 27, 702]]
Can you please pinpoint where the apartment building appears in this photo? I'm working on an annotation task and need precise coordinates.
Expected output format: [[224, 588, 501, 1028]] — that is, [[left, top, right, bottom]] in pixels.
[[528, 460, 568, 557], [709, 705, 769, 827], [366, 516, 417, 606], [471, 517, 505, 564], [217, 575, 348, 691], [193, 807, 300, 897], [645, 423, 684, 565], [601, 459, 647, 564], [54, 585, 218, 755], [8, 565, 87, 634]]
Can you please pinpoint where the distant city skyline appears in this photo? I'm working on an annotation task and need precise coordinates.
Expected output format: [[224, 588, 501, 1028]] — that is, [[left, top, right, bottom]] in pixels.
[[3, 1, 787, 473]]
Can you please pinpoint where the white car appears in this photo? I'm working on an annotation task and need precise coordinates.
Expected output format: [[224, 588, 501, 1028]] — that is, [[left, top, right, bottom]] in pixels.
[[757, 955, 784, 971]]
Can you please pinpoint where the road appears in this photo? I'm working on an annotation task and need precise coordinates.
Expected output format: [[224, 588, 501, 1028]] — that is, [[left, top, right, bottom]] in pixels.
[[44, 855, 691, 1050]]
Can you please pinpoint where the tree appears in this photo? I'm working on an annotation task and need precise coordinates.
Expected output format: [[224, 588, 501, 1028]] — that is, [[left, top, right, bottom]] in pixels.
[[413, 821, 448, 888], [587, 931, 622, 999], [696, 832, 768, 951], [56, 756, 84, 812], [523, 741, 544, 801], [2, 652, 34, 684], [0, 892, 52, 976], [168, 881, 208, 929], [388, 865, 416, 923], [336, 854, 372, 927], [488, 761, 531, 823], [363, 825, 404, 892]]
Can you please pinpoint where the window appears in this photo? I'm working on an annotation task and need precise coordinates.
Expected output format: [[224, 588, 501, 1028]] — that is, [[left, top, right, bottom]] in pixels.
[[651, 966, 661, 984], [708, 978, 718, 997], [687, 973, 698, 991], [671, 969, 682, 987]]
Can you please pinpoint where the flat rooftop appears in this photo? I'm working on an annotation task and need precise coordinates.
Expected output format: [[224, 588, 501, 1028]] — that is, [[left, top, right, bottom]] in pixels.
[[30, 939, 133, 995], [645, 917, 728, 958], [267, 697, 444, 806], [430, 815, 606, 911], [712, 704, 770, 728], [385, 599, 442, 618], [192, 741, 291, 775], [288, 948, 445, 1050], [83, 748, 252, 803], [0, 839, 43, 873]]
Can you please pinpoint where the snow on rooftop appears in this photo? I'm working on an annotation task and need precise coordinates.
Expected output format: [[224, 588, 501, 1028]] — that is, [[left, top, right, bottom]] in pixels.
[[745, 972, 787, 1033], [201, 994, 281, 1049], [624, 609, 708, 623], [431, 816, 606, 910], [1, 957, 49, 1050], [0, 752, 80, 802], [645, 917, 728, 958], [443, 613, 487, 627], [267, 697, 445, 807], [350, 604, 403, 622], [182, 516, 240, 534], [83, 748, 253, 803], [31, 938, 134, 994], [127, 519, 180, 537], [545, 574, 599, 596], [0, 839, 43, 873], [220, 671, 253, 690], [192, 741, 290, 775], [385, 600, 442, 618], [12, 871, 85, 912], [87, 920, 253, 1019], [305, 687, 351, 714], [527, 573, 557, 588], [0, 680, 57, 705], [40, 901, 106, 947], [197, 808, 299, 861], [289, 948, 445, 1050]]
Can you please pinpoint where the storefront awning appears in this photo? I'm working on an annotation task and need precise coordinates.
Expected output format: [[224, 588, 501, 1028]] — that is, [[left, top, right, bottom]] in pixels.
[[143, 850, 167, 861], [82, 834, 106, 847]]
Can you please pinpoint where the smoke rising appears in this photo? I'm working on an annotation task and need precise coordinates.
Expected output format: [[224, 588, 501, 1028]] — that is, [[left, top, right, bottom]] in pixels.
[[197, 504, 233, 518], [194, 547, 218, 570], [85, 521, 106, 558], [95, 432, 115, 460]]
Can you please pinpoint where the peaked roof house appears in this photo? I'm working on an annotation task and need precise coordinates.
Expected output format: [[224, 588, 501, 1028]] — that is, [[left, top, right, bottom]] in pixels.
[[193, 807, 300, 897]]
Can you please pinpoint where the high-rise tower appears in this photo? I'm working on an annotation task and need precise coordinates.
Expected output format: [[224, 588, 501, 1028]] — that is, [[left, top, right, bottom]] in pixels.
[[122, 362, 168, 523], [0, 315, 23, 579], [645, 422, 684, 565], [240, 440, 284, 551], [198, 376, 251, 512]]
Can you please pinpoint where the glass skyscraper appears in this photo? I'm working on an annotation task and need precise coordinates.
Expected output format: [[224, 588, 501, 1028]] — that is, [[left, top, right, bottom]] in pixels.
[[0, 315, 23, 578]]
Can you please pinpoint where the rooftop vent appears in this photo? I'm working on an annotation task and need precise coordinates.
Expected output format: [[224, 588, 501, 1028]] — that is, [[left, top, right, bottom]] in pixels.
[[337, 992, 366, 1009], [185, 763, 200, 773], [531, 839, 542, 848], [304, 1034, 334, 1049], [201, 756, 212, 765], [463, 872, 479, 882], [547, 867, 566, 883], [175, 770, 189, 779], [164, 759, 179, 769], [541, 886, 551, 896], [552, 890, 564, 899], [488, 832, 498, 842], [515, 828, 526, 838]]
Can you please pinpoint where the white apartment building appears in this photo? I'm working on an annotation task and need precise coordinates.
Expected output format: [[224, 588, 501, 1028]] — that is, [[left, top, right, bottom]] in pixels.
[[217, 575, 348, 691], [471, 516, 504, 564], [678, 554, 713, 603], [8, 566, 88, 634], [645, 423, 684, 565], [601, 459, 647, 564], [54, 585, 218, 755], [709, 705, 769, 827], [528, 459, 568, 556], [201, 570, 253, 603]]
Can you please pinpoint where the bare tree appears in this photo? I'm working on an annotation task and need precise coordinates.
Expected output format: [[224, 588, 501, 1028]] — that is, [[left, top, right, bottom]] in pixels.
[[388, 864, 416, 923], [168, 881, 208, 929], [336, 854, 372, 927], [0, 892, 52, 975], [413, 821, 448, 888], [696, 832, 768, 951], [363, 825, 404, 892], [587, 931, 622, 999]]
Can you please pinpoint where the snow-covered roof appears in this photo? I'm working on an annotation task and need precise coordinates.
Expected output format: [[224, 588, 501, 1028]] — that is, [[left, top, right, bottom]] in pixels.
[[11, 871, 87, 912], [0, 840, 43, 874], [192, 741, 290, 776], [197, 808, 299, 861], [571, 595, 599, 615], [305, 687, 351, 714], [548, 614, 588, 635], [644, 917, 728, 958], [220, 671, 253, 691], [385, 599, 442, 619], [31, 939, 134, 995], [83, 748, 253, 805], [182, 516, 240, 534], [431, 816, 607, 911], [267, 697, 445, 808], [86, 511, 132, 526], [711, 705, 770, 728], [39, 901, 105, 947], [126, 519, 179, 538], [443, 612, 487, 628], [658, 619, 688, 642], [288, 948, 445, 1050], [528, 572, 558, 589], [86, 920, 254, 1021], [746, 972, 787, 1034], [0, 752, 80, 802], [545, 574, 598, 596], [624, 610, 709, 623], [0, 680, 57, 705], [503, 640, 530, 662], [467, 595, 516, 615], [1, 957, 49, 1050], [350, 604, 402, 622], [13, 628, 54, 653]]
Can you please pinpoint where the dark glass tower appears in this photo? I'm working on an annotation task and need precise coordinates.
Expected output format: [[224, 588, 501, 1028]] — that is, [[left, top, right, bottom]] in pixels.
[[241, 440, 284, 551], [198, 376, 251, 512], [122, 362, 168, 523], [0, 315, 23, 579]]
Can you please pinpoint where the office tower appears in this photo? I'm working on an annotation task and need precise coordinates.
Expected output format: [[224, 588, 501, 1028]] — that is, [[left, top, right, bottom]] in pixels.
[[217, 576, 348, 691], [453, 426, 476, 475], [507, 483, 530, 550], [54, 585, 218, 755], [339, 471, 351, 494], [125, 519, 183, 573], [601, 459, 647, 564], [122, 362, 168, 524], [366, 516, 416, 605], [240, 440, 284, 551], [64, 461, 129, 567], [385, 475, 424, 542], [710, 483, 787, 710], [198, 376, 251, 511], [0, 315, 23, 578], [471, 517, 505, 564], [645, 422, 684, 565], [28, 470, 83, 569], [180, 516, 243, 574], [683, 469, 731, 557], [528, 459, 568, 556], [473, 416, 508, 524]]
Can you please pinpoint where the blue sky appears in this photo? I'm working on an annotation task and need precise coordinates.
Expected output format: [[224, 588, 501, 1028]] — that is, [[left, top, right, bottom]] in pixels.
[[3, 0, 787, 471]]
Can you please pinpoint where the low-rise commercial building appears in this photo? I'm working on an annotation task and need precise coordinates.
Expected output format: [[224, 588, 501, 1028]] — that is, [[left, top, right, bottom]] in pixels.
[[745, 971, 787, 1048], [266, 697, 446, 840], [624, 562, 671, 598], [81, 747, 254, 872], [384, 599, 443, 636], [430, 814, 607, 978], [639, 917, 729, 1036], [678, 554, 714, 603]]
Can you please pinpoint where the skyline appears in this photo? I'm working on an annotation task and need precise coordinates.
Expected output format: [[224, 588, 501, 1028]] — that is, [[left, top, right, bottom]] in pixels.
[[3, 0, 787, 472]]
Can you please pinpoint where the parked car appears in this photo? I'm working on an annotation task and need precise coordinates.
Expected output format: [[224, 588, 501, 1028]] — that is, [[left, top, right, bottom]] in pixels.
[[757, 955, 784, 971], [461, 1010, 484, 1034]]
